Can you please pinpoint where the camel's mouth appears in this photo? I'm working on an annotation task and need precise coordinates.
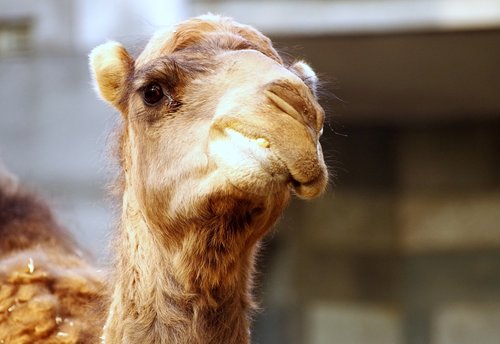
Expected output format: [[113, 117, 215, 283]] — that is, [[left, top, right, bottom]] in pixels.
[[224, 128, 271, 151], [209, 124, 327, 199], [206, 71, 327, 199]]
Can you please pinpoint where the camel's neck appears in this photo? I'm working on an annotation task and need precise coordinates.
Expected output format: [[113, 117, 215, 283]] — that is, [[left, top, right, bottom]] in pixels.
[[103, 190, 267, 344]]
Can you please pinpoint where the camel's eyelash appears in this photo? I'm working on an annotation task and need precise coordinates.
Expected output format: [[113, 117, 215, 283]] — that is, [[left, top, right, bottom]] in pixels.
[[134, 77, 175, 95], [133, 59, 182, 93]]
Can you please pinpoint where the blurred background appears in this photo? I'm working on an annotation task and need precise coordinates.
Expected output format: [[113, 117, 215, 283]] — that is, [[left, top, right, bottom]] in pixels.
[[1, 0, 500, 343]]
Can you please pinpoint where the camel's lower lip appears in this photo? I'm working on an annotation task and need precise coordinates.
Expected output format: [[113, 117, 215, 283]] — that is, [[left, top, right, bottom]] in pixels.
[[220, 127, 289, 181], [289, 172, 327, 199]]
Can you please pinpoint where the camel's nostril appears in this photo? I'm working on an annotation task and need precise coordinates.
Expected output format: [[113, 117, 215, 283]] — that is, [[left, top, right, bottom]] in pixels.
[[265, 89, 304, 126], [265, 80, 319, 132]]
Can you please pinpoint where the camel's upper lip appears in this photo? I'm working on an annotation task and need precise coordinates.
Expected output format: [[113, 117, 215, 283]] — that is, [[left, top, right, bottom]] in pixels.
[[223, 127, 270, 146], [223, 127, 272, 151]]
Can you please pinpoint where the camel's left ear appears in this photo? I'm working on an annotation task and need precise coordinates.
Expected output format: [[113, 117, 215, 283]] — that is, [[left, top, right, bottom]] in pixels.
[[291, 61, 319, 98], [89, 41, 134, 111]]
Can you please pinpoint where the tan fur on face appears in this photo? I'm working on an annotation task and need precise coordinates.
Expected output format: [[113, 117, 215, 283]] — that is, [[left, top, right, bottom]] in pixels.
[[135, 14, 282, 68], [102, 14, 327, 344], [99, 15, 327, 343]]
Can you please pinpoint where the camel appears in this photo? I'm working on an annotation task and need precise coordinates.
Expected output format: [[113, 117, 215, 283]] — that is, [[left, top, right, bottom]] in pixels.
[[0, 14, 327, 343]]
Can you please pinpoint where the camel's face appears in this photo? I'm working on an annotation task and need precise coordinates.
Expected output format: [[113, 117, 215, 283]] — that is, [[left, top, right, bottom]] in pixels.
[[90, 15, 327, 220], [207, 49, 327, 199]]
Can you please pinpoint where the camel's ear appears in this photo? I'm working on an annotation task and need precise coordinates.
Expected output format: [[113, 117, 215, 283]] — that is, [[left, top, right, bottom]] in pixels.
[[291, 61, 318, 98], [89, 41, 134, 109]]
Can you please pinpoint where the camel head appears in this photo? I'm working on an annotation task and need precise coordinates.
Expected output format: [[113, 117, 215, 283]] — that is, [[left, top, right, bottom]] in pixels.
[[89, 15, 327, 237]]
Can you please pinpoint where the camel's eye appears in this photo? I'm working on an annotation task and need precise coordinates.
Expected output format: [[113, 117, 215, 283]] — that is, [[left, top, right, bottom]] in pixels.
[[143, 83, 164, 106]]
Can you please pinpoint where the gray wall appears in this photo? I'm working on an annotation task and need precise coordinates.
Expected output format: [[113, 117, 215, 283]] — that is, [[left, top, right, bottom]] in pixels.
[[0, 55, 114, 259]]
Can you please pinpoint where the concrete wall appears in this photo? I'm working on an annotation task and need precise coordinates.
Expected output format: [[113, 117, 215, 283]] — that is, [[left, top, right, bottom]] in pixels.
[[0, 0, 186, 52], [252, 121, 500, 344], [0, 55, 113, 258]]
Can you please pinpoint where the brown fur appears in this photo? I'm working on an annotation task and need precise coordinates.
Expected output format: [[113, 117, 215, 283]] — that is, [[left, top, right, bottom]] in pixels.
[[1, 14, 327, 344], [0, 171, 105, 343]]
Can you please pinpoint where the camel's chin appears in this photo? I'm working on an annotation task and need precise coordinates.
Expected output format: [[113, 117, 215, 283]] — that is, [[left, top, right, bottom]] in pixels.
[[290, 172, 328, 199], [208, 127, 327, 198]]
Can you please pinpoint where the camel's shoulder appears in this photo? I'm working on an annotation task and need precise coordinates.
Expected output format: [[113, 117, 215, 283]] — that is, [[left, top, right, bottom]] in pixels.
[[0, 179, 75, 255], [0, 167, 107, 343], [0, 247, 106, 343]]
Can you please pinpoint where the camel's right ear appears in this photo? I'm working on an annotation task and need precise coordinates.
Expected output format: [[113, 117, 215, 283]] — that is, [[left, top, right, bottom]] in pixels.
[[89, 41, 134, 109]]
